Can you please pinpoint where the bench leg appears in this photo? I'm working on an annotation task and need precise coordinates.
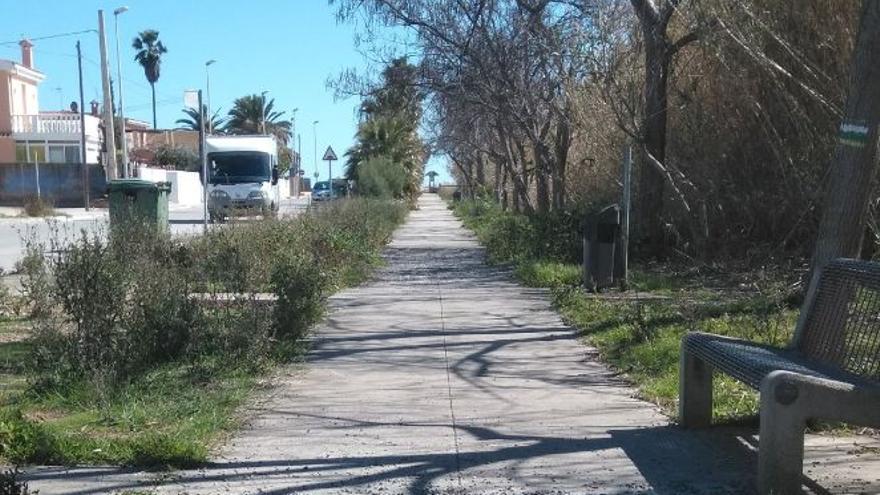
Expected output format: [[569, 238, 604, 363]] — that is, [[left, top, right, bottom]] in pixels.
[[758, 374, 806, 495], [679, 348, 713, 427]]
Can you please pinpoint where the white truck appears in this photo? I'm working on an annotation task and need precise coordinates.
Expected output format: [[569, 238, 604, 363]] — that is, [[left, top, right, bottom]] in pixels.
[[205, 135, 280, 222]]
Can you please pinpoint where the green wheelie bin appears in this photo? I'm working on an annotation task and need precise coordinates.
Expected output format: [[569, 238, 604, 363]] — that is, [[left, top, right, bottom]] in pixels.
[[107, 179, 172, 233]]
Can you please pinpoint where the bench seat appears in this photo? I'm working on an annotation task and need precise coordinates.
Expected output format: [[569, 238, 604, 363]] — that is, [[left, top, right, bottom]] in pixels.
[[683, 332, 873, 390]]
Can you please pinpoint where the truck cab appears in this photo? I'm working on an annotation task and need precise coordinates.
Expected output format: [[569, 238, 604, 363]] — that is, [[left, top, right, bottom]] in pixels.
[[206, 135, 280, 222]]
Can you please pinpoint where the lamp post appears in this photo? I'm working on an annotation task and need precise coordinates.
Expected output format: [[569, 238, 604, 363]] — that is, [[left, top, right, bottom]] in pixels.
[[205, 59, 216, 134], [291, 108, 299, 196], [113, 6, 129, 178], [260, 90, 269, 134], [312, 120, 319, 181]]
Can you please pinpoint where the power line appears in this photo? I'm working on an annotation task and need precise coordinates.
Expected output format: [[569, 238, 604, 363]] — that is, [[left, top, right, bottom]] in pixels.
[[0, 29, 97, 46]]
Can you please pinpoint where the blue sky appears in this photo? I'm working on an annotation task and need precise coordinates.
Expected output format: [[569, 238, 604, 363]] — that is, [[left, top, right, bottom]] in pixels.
[[0, 0, 449, 183]]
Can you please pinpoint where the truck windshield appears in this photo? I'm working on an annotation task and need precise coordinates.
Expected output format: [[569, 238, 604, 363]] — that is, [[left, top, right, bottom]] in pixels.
[[208, 152, 271, 184]]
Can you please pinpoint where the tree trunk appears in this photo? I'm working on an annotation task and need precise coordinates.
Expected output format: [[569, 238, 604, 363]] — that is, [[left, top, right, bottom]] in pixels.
[[809, 1, 880, 278], [534, 143, 551, 213], [493, 159, 502, 203], [637, 29, 671, 254], [552, 117, 571, 210], [501, 165, 509, 210], [151, 83, 158, 129], [475, 153, 486, 191]]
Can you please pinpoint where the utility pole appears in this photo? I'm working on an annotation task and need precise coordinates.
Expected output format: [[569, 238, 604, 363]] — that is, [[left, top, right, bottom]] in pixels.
[[291, 108, 299, 197], [113, 6, 129, 177], [98, 10, 118, 180], [619, 145, 632, 289], [297, 133, 302, 198], [205, 59, 216, 134], [77, 41, 89, 210], [198, 90, 207, 232], [260, 90, 269, 134], [312, 120, 319, 181]]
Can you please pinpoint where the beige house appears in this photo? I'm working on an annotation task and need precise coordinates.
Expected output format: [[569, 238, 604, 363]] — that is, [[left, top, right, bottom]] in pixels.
[[0, 40, 103, 165]]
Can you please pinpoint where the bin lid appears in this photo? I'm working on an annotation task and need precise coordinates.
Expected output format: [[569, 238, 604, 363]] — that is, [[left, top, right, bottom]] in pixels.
[[107, 179, 171, 193], [597, 204, 620, 224]]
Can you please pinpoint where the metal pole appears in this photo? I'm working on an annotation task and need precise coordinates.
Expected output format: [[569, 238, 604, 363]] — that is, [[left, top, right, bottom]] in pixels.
[[297, 133, 302, 198], [620, 144, 632, 289], [97, 10, 118, 180], [260, 90, 269, 134], [199, 90, 207, 232], [113, 7, 129, 177], [34, 159, 41, 200], [313, 120, 318, 182], [205, 60, 215, 134], [291, 108, 298, 197], [77, 41, 90, 211], [328, 158, 333, 200]]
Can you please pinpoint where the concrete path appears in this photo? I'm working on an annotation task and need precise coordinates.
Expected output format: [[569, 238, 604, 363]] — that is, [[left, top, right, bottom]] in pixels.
[[26, 194, 880, 494]]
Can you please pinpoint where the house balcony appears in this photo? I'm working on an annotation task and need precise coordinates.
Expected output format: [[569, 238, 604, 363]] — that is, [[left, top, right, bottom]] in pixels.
[[10, 112, 101, 141]]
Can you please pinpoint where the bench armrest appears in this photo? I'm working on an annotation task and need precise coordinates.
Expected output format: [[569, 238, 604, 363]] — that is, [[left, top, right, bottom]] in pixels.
[[760, 370, 880, 428]]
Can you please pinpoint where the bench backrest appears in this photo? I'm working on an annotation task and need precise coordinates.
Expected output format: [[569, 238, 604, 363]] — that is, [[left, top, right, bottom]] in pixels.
[[795, 259, 880, 382]]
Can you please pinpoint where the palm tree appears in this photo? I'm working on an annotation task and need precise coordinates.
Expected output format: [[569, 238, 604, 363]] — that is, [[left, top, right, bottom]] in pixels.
[[175, 105, 225, 133], [345, 115, 425, 203], [132, 30, 168, 129], [224, 94, 291, 144]]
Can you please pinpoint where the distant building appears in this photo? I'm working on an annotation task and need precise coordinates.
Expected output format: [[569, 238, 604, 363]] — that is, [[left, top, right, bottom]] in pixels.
[[0, 40, 102, 164]]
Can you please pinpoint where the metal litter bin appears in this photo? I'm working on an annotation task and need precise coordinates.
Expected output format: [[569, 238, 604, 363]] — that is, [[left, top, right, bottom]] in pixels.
[[583, 204, 621, 291], [107, 179, 171, 233]]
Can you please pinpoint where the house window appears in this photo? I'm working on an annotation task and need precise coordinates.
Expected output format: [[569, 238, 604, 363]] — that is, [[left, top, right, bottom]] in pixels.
[[15, 143, 28, 162], [29, 144, 46, 163], [48, 145, 66, 163], [65, 146, 80, 163]]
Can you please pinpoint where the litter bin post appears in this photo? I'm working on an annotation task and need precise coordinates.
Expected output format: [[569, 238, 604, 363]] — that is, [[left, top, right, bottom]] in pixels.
[[107, 179, 171, 234], [583, 204, 621, 292]]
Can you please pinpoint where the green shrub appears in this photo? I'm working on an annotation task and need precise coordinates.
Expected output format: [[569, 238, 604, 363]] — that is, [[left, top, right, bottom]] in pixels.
[[355, 156, 407, 199], [0, 409, 58, 464], [153, 145, 199, 172], [271, 254, 329, 342], [21, 196, 55, 218], [25, 229, 201, 389]]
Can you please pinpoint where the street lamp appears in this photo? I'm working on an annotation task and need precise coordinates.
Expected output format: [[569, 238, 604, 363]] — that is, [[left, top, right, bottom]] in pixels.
[[205, 59, 216, 134], [113, 5, 129, 177], [312, 120, 319, 183], [291, 108, 299, 196], [260, 90, 269, 134]]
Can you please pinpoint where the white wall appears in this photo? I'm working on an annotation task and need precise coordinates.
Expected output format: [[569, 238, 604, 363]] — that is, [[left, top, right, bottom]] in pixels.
[[139, 166, 203, 206], [278, 177, 291, 199]]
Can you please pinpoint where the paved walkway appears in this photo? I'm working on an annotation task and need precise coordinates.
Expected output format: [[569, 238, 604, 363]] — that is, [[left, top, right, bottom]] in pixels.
[[27, 194, 880, 494]]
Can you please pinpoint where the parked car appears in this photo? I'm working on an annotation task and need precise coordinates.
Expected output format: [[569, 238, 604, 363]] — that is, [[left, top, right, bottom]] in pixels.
[[312, 180, 347, 201]]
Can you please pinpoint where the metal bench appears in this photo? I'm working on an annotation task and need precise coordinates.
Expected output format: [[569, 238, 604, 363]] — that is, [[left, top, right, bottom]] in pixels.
[[680, 258, 880, 494]]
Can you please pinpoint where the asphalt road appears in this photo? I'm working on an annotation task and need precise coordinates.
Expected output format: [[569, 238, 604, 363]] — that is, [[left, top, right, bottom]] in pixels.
[[0, 196, 311, 274]]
